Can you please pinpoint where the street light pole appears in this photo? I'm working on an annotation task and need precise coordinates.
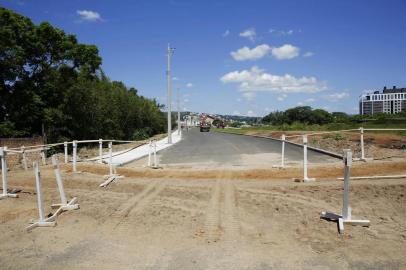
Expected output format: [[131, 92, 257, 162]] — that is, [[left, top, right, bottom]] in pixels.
[[167, 43, 174, 144]]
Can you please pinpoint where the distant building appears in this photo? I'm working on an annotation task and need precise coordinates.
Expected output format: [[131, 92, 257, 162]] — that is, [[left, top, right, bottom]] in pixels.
[[359, 86, 406, 115]]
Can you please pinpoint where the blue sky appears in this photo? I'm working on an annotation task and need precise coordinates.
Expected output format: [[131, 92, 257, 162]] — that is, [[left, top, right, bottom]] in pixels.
[[2, 0, 406, 116]]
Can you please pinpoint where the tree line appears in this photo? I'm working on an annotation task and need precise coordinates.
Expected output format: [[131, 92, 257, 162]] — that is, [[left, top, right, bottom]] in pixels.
[[0, 8, 166, 142], [262, 106, 406, 126]]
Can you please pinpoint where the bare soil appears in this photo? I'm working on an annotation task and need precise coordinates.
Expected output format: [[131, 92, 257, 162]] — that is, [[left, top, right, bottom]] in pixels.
[[0, 165, 405, 269], [244, 131, 406, 160]]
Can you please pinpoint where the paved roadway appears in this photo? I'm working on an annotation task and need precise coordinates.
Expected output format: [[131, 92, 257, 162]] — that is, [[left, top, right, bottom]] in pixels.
[[158, 128, 337, 166]]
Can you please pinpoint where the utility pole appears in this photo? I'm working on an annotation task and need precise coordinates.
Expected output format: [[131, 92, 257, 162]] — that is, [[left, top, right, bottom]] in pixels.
[[167, 43, 175, 144], [177, 88, 181, 135]]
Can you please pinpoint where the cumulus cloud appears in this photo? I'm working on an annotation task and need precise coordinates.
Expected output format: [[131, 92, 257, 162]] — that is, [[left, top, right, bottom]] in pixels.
[[233, 111, 241, 116], [303, 52, 314, 57], [230, 44, 271, 61], [231, 43, 300, 61], [186, 83, 193, 88], [222, 30, 230, 37], [269, 28, 294, 36], [76, 10, 102, 22], [271, 44, 300, 60], [324, 92, 349, 102], [220, 66, 326, 94], [239, 28, 256, 42]]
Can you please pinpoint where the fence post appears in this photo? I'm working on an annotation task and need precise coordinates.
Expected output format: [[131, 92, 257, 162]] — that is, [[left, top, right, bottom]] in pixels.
[[108, 141, 113, 176], [40, 148, 47, 165], [22, 145, 28, 170], [64, 142, 68, 164], [147, 141, 152, 167], [26, 162, 56, 230], [99, 139, 103, 163], [72, 140, 77, 173], [52, 155, 67, 205], [342, 149, 351, 220], [281, 134, 286, 168], [360, 127, 365, 160], [302, 135, 315, 182], [320, 149, 370, 233], [153, 140, 157, 167], [0, 147, 18, 200]]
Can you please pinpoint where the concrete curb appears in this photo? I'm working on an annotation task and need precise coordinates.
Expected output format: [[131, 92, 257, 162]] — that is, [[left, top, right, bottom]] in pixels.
[[215, 130, 343, 159]]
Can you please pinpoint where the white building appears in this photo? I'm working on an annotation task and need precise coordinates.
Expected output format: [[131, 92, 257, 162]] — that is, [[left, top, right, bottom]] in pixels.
[[359, 86, 406, 115]]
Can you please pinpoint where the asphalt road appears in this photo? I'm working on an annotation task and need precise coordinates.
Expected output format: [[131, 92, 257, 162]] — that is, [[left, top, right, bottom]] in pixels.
[[159, 128, 336, 166]]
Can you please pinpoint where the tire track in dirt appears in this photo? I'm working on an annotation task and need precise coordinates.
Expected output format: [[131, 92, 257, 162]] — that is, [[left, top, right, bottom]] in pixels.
[[238, 187, 334, 211], [222, 180, 240, 243], [205, 180, 221, 242], [109, 180, 166, 232]]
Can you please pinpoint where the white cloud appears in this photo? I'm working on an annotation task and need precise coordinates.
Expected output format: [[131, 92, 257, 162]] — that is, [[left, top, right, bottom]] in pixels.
[[233, 110, 241, 116], [220, 66, 326, 94], [222, 30, 230, 37], [183, 98, 189, 103], [247, 110, 256, 116], [172, 77, 179, 81], [76, 10, 102, 22], [186, 83, 193, 88], [303, 52, 314, 57], [277, 94, 288, 101], [230, 44, 271, 61], [271, 44, 300, 60], [239, 28, 256, 42], [269, 28, 295, 36], [242, 92, 256, 101], [324, 92, 349, 102], [236, 98, 242, 102]]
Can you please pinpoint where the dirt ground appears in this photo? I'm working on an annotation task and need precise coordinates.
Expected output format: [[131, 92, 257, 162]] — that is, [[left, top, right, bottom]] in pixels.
[[244, 130, 406, 160], [1, 164, 406, 270]]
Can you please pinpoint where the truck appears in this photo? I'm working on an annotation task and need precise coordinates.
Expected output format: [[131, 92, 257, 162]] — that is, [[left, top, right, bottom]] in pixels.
[[200, 122, 211, 132]]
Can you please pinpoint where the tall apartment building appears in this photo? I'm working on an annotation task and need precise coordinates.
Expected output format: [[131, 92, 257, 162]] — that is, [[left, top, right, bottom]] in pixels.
[[359, 86, 406, 115]]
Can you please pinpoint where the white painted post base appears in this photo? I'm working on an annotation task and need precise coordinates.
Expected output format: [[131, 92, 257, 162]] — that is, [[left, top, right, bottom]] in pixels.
[[320, 211, 370, 234], [99, 174, 124, 188], [321, 149, 370, 233], [51, 197, 79, 211]]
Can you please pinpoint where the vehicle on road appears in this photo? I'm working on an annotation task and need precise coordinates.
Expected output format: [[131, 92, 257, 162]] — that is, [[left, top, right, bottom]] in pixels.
[[200, 122, 211, 132]]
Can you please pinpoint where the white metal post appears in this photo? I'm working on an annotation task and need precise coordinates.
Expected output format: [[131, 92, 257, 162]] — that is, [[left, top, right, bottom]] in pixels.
[[52, 155, 67, 205], [99, 139, 103, 163], [302, 135, 315, 182], [40, 149, 46, 165], [72, 140, 77, 172], [153, 140, 157, 167], [303, 135, 308, 180], [35, 162, 46, 221], [64, 142, 68, 164], [148, 141, 152, 167], [281, 134, 286, 168], [22, 146, 28, 170], [26, 161, 56, 230], [0, 147, 18, 199], [108, 141, 113, 176], [320, 149, 370, 233], [167, 43, 173, 144], [360, 127, 365, 160], [342, 150, 351, 220]]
